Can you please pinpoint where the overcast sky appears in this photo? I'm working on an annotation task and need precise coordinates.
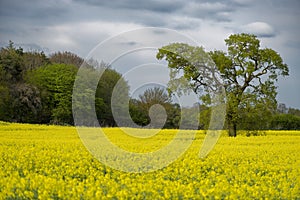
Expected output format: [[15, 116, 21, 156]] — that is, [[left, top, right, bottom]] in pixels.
[[0, 0, 299, 108]]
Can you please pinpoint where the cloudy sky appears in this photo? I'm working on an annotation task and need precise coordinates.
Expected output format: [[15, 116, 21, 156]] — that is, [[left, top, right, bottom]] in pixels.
[[0, 0, 299, 108]]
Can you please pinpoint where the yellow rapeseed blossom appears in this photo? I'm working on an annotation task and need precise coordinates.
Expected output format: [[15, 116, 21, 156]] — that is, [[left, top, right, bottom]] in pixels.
[[0, 122, 299, 199]]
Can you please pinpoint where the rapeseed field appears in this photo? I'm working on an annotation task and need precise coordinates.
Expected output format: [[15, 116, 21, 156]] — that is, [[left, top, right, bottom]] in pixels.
[[0, 122, 299, 199]]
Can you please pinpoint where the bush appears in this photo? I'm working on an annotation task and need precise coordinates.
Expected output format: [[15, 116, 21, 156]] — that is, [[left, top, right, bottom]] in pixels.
[[270, 114, 300, 130], [245, 130, 266, 137]]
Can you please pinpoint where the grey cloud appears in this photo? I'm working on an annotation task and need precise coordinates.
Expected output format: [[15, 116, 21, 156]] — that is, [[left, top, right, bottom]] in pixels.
[[285, 40, 300, 50], [171, 23, 198, 30], [151, 29, 167, 35], [0, 0, 242, 34], [73, 0, 185, 13], [118, 41, 138, 46], [196, 0, 255, 7], [0, 0, 69, 21], [0, 41, 51, 54], [72, 0, 239, 25], [240, 22, 276, 38], [166, 17, 202, 30], [180, 1, 234, 22]]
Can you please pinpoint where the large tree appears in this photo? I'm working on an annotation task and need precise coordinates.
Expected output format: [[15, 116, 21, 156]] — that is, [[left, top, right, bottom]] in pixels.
[[0, 41, 24, 83], [157, 33, 288, 136], [27, 63, 78, 124], [96, 66, 130, 127], [0, 41, 43, 122]]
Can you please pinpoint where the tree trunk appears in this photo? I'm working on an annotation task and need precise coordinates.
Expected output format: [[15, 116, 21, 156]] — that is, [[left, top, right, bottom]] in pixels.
[[228, 122, 237, 137]]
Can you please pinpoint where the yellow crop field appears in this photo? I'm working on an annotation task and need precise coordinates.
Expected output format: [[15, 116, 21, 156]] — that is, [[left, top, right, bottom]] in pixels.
[[0, 122, 299, 199]]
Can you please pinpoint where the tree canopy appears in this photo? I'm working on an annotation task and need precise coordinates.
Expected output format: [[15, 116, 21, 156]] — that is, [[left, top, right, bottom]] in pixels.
[[0, 41, 129, 126], [157, 33, 289, 136], [129, 87, 181, 128]]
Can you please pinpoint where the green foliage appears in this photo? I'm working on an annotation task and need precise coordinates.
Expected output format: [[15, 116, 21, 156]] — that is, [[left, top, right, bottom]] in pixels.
[[72, 61, 130, 127], [157, 43, 219, 96], [0, 41, 24, 83], [129, 87, 181, 128], [199, 105, 211, 129], [139, 87, 171, 105], [129, 99, 150, 126], [238, 130, 267, 137], [96, 67, 130, 127], [0, 42, 46, 123], [0, 84, 11, 120], [0, 41, 130, 126], [72, 66, 102, 126], [288, 107, 300, 117], [237, 91, 275, 130], [27, 63, 78, 124], [271, 114, 300, 130], [22, 51, 49, 72], [10, 83, 42, 123], [157, 33, 289, 136]]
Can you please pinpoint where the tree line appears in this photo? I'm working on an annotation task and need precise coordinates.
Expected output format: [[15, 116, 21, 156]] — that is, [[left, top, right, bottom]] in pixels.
[[0, 41, 182, 127], [0, 41, 123, 126], [1, 39, 300, 133]]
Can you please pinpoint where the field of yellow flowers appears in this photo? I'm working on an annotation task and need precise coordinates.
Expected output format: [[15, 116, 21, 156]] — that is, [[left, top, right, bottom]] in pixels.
[[0, 121, 299, 199]]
